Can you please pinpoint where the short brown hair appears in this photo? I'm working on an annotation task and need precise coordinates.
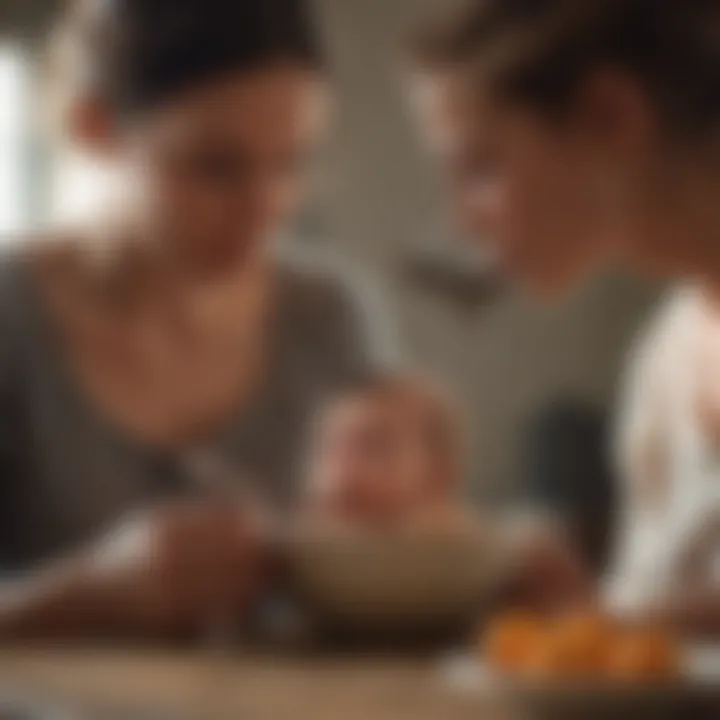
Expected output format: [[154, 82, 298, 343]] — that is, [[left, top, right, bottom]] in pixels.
[[412, 0, 720, 138]]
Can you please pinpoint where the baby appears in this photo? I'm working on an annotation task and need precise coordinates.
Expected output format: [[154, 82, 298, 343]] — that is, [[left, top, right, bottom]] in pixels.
[[303, 371, 590, 607], [305, 372, 466, 528]]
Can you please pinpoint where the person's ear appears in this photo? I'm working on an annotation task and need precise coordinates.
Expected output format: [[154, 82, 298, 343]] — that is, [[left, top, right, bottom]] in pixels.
[[568, 67, 659, 242], [572, 68, 658, 162], [67, 96, 118, 156]]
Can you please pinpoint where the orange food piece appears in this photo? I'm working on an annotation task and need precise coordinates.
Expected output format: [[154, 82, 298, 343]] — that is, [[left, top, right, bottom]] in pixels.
[[519, 632, 578, 680], [606, 631, 681, 682], [483, 612, 543, 673], [482, 609, 681, 684], [550, 610, 617, 675]]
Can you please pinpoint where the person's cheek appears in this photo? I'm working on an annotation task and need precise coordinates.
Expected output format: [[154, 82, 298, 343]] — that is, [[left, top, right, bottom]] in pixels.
[[454, 179, 507, 256], [229, 174, 300, 250], [330, 447, 384, 516], [131, 153, 208, 246], [387, 445, 424, 512], [313, 455, 362, 516], [513, 136, 617, 291], [185, 177, 276, 267], [189, 180, 233, 233], [498, 159, 586, 293], [504, 177, 554, 263], [269, 172, 303, 226], [140, 170, 221, 261]]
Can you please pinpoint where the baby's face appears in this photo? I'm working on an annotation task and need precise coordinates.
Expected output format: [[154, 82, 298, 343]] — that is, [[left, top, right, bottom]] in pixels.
[[308, 389, 458, 524]]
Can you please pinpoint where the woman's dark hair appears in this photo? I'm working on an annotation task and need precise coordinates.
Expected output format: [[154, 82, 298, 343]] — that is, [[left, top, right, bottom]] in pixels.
[[54, 0, 325, 115], [412, 0, 720, 138]]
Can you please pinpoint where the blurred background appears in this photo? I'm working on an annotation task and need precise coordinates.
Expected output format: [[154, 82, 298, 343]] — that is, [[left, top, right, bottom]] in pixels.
[[0, 0, 661, 505]]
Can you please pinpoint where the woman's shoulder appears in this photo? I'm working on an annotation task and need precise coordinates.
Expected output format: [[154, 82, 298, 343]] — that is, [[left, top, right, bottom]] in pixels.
[[615, 285, 702, 460], [273, 242, 402, 368], [274, 243, 371, 312], [625, 284, 702, 379], [274, 243, 384, 336], [646, 284, 703, 336]]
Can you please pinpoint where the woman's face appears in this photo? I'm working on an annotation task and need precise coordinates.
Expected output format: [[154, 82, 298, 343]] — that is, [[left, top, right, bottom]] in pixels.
[[110, 65, 329, 271], [416, 72, 663, 296]]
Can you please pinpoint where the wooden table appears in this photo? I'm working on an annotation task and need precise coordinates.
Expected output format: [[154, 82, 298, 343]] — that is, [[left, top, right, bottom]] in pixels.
[[0, 649, 513, 719]]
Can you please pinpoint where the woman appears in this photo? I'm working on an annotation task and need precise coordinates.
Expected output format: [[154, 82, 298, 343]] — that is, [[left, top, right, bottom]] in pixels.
[[0, 0, 393, 640], [410, 0, 720, 634]]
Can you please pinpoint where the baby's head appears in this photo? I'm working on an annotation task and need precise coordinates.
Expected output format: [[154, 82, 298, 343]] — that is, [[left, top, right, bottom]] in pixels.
[[306, 372, 462, 525]]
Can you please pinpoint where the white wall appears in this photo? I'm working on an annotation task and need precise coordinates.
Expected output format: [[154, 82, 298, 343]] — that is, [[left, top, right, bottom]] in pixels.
[[314, 0, 662, 495]]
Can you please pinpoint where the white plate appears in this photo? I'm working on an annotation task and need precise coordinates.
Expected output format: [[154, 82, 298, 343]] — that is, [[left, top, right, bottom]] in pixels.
[[440, 646, 720, 719]]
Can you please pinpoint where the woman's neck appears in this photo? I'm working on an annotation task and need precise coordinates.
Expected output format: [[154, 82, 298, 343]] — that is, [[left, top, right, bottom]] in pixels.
[[83, 223, 268, 299], [46, 222, 274, 329]]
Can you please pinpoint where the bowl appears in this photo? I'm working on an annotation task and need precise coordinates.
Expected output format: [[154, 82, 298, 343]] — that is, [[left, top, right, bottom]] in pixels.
[[281, 528, 512, 639]]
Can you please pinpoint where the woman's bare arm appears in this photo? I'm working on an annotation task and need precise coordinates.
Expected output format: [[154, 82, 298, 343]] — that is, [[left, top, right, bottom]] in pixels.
[[0, 502, 266, 645]]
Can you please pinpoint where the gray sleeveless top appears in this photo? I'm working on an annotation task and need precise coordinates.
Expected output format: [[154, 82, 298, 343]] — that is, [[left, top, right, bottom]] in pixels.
[[0, 248, 395, 568]]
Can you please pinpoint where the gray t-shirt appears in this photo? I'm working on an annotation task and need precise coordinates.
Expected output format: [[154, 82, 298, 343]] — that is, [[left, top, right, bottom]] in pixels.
[[0, 248, 395, 567]]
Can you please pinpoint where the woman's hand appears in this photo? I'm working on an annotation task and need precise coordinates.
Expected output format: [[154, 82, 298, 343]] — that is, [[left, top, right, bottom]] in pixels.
[[0, 501, 269, 643]]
